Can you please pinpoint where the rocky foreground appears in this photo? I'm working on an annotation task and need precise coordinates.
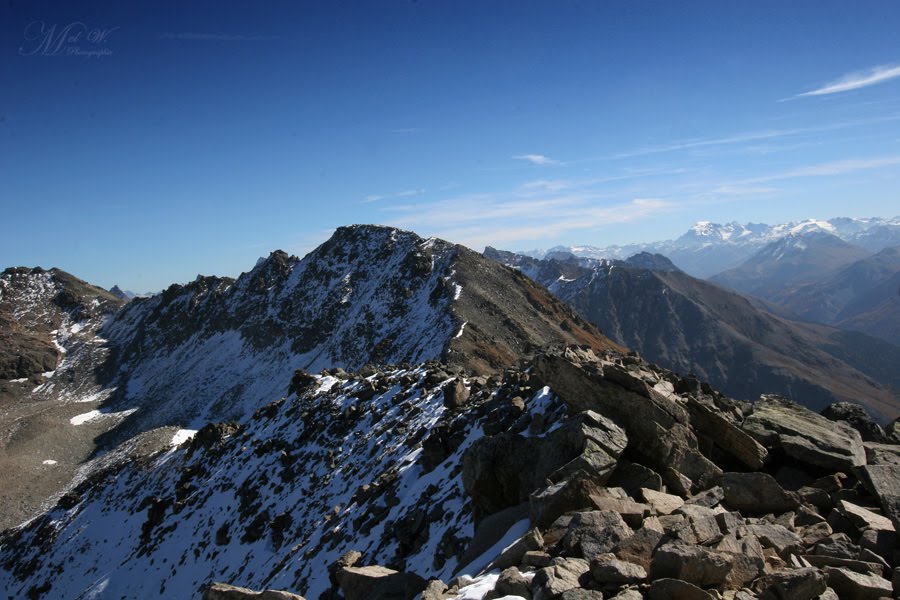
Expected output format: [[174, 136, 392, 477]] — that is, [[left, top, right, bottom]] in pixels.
[[2, 345, 899, 599]]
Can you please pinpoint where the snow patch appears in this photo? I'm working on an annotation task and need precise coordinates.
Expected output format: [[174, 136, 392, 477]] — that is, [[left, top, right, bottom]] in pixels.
[[170, 429, 198, 447], [70, 410, 102, 425], [42, 460, 58, 466]]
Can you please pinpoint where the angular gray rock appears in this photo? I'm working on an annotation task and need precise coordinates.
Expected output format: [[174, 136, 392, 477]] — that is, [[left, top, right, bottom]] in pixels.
[[743, 396, 866, 471], [202, 583, 306, 600], [336, 566, 427, 600], [649, 542, 733, 587], [494, 566, 532, 599], [757, 568, 826, 600], [531, 558, 591, 600], [562, 510, 634, 561], [723, 472, 800, 514], [589, 554, 647, 584], [856, 464, 900, 532], [823, 566, 893, 600], [647, 578, 714, 600], [821, 402, 886, 443], [443, 378, 470, 409]]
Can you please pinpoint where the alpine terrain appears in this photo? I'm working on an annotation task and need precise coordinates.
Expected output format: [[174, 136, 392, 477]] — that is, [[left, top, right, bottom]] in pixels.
[[0, 225, 612, 530], [484, 248, 900, 422], [1, 225, 899, 600]]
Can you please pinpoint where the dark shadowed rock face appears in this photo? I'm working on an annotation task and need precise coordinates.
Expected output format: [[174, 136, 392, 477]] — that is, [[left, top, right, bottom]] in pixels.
[[821, 402, 888, 443]]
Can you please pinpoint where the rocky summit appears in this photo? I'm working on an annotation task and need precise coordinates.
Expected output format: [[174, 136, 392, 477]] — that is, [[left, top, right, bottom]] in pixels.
[[2, 344, 899, 600], [0, 226, 613, 530]]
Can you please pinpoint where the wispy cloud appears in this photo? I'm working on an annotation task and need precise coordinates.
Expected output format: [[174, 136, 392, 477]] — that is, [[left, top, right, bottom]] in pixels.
[[388, 127, 423, 134], [790, 64, 900, 99], [513, 154, 563, 166], [373, 173, 679, 250], [735, 155, 900, 184], [608, 115, 900, 159], [362, 188, 425, 203], [160, 32, 278, 41]]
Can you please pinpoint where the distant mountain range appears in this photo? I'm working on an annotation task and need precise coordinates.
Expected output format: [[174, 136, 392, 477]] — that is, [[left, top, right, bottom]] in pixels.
[[484, 247, 900, 422], [714, 239, 900, 347], [521, 216, 900, 278]]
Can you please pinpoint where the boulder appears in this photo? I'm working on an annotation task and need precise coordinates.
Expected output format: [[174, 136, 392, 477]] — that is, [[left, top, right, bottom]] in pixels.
[[855, 464, 900, 532], [756, 568, 826, 600], [202, 583, 305, 600], [823, 566, 893, 600], [722, 472, 800, 514], [531, 558, 591, 600], [685, 396, 768, 469], [464, 411, 625, 520], [649, 542, 733, 587], [737, 523, 803, 558], [647, 578, 714, 600], [821, 402, 886, 443], [814, 533, 860, 560], [530, 478, 604, 530], [558, 590, 605, 600], [641, 488, 684, 515], [834, 500, 895, 533], [561, 510, 633, 561], [863, 442, 900, 466], [612, 525, 666, 570], [743, 396, 866, 471], [495, 566, 532, 599], [589, 553, 647, 584], [420, 580, 448, 600], [336, 566, 427, 600], [608, 460, 663, 495], [442, 378, 470, 409]]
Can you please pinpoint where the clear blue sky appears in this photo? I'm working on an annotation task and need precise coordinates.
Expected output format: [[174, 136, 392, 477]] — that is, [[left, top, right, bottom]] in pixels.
[[3, 0, 899, 291]]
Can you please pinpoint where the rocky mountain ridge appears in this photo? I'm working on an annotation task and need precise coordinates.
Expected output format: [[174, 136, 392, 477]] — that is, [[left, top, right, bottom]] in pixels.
[[0, 225, 613, 529], [760, 246, 900, 347], [483, 248, 900, 422], [709, 232, 872, 302], [2, 345, 898, 600]]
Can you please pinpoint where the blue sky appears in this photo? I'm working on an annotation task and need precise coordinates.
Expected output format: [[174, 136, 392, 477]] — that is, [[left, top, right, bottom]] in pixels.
[[2, 0, 900, 291]]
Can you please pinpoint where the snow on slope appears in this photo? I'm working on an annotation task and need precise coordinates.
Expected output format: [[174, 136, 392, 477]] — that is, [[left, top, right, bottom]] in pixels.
[[96, 226, 463, 441], [0, 366, 568, 600]]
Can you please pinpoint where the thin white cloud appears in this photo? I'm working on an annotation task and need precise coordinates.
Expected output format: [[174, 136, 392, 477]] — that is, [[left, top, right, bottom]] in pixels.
[[737, 155, 900, 184], [362, 188, 425, 203], [388, 128, 423, 134], [792, 64, 900, 99], [608, 115, 900, 159], [513, 154, 563, 166]]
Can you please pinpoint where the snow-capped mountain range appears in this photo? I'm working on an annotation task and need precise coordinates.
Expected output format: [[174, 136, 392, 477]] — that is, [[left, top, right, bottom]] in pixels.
[[521, 217, 900, 278]]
